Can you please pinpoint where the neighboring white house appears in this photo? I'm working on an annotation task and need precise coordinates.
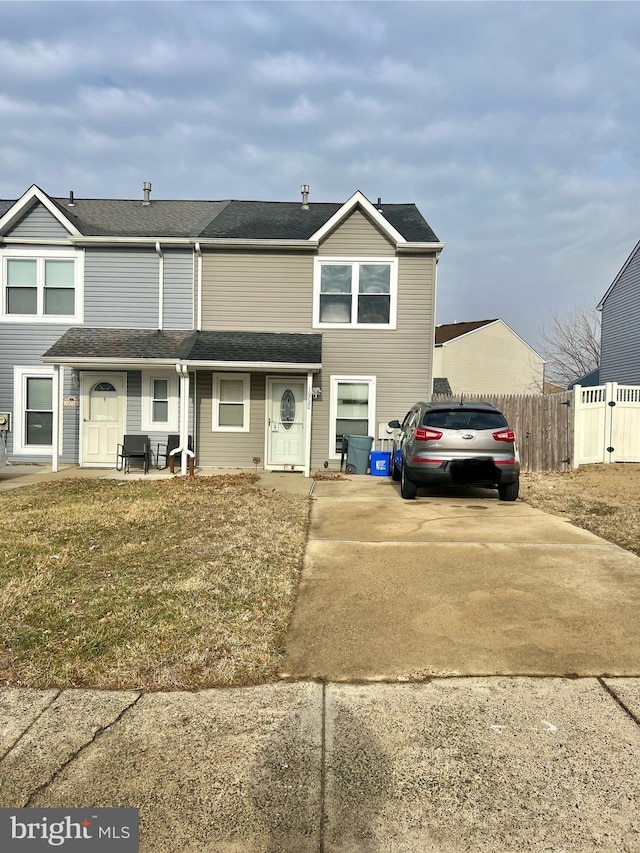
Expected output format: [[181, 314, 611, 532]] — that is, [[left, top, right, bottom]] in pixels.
[[433, 319, 545, 395]]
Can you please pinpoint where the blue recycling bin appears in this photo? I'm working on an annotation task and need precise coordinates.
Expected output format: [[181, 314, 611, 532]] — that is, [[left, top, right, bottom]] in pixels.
[[344, 435, 374, 475]]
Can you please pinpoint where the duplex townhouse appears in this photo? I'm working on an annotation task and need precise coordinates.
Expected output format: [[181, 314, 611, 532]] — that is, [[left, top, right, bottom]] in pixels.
[[0, 184, 443, 476]]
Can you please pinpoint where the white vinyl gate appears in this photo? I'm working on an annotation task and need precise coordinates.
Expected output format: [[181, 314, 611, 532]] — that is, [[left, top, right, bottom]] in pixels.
[[573, 382, 640, 466]]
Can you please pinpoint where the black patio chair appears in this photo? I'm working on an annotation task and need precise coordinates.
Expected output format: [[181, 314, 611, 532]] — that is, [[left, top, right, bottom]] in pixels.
[[156, 434, 193, 471], [116, 434, 151, 474]]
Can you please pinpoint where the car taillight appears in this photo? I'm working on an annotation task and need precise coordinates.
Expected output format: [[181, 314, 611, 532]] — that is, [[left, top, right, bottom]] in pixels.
[[414, 427, 443, 441], [493, 428, 515, 442]]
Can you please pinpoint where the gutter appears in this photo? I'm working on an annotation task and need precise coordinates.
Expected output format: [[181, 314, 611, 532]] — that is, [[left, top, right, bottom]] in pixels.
[[64, 236, 319, 250], [41, 356, 323, 371]]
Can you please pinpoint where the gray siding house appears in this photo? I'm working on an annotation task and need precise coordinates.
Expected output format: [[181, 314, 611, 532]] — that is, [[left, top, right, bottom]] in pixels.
[[0, 184, 443, 476], [598, 238, 640, 385]]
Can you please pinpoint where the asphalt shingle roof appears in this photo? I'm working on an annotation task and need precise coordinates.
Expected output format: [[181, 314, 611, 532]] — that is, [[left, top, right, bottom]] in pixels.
[[42, 328, 322, 365], [49, 198, 231, 238], [2, 191, 439, 243], [435, 320, 498, 345]]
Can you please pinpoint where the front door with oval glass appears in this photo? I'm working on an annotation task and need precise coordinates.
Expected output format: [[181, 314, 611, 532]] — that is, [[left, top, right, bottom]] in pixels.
[[81, 373, 125, 466], [266, 378, 306, 469]]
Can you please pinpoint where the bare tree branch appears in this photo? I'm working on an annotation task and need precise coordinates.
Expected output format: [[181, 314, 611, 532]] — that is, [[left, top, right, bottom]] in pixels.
[[540, 305, 601, 387]]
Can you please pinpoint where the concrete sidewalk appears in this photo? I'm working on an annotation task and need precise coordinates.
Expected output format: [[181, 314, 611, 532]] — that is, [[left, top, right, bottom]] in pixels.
[[3, 469, 640, 850], [2, 679, 640, 851]]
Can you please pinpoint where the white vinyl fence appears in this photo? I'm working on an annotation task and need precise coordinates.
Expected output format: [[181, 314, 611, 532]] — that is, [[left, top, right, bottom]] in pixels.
[[573, 383, 640, 467]]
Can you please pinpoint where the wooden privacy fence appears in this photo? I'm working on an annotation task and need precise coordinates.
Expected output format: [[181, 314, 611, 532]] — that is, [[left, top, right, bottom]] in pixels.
[[431, 392, 573, 472]]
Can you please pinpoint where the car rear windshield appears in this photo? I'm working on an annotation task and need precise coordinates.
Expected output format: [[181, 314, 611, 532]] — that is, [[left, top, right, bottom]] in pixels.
[[423, 409, 509, 430]]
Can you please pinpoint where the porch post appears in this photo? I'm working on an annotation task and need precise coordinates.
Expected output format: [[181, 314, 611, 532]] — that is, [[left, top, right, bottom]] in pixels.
[[51, 364, 61, 473], [181, 368, 190, 476], [304, 371, 313, 478], [175, 362, 191, 476]]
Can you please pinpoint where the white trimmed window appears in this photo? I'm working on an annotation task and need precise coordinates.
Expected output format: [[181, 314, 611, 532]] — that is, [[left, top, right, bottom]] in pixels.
[[313, 258, 397, 329], [212, 373, 250, 432], [13, 366, 58, 454], [141, 372, 179, 431], [329, 376, 376, 457], [1, 248, 83, 322]]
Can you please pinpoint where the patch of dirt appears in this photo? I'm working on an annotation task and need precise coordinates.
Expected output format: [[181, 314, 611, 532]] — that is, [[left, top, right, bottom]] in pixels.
[[520, 464, 640, 556]]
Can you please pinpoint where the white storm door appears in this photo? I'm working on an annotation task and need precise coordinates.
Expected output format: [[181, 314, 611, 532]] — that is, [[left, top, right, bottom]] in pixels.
[[266, 378, 306, 468], [81, 373, 125, 466]]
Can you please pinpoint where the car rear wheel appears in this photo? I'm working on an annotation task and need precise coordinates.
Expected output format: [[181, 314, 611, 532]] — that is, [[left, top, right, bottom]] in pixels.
[[401, 465, 417, 500], [498, 479, 519, 502]]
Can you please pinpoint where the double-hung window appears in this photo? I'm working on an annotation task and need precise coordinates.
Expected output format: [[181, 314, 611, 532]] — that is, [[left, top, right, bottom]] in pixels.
[[330, 376, 376, 457], [13, 366, 57, 454], [313, 258, 397, 328], [2, 250, 81, 321], [141, 372, 179, 431], [212, 373, 250, 432]]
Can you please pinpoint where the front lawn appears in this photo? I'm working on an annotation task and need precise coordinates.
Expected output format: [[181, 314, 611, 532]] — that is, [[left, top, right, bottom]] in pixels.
[[0, 475, 310, 690]]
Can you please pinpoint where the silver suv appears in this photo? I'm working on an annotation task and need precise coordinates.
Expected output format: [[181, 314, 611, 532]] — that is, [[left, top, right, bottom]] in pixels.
[[388, 401, 520, 501]]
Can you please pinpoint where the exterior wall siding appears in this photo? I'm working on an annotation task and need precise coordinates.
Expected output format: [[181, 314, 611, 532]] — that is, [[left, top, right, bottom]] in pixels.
[[318, 210, 394, 255], [309, 254, 435, 466], [162, 250, 194, 330], [0, 324, 78, 462], [437, 323, 545, 395], [601, 248, 640, 385], [201, 251, 314, 332], [196, 372, 266, 467], [6, 203, 70, 240], [84, 248, 159, 328]]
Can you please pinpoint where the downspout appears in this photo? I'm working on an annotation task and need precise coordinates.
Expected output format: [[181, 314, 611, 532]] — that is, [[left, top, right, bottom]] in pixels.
[[429, 252, 440, 401], [51, 365, 61, 473], [156, 242, 164, 330], [195, 242, 202, 331]]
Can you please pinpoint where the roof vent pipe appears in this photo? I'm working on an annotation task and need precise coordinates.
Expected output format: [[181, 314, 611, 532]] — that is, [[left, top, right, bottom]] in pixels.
[[142, 181, 152, 206], [301, 184, 310, 210], [68, 191, 75, 207]]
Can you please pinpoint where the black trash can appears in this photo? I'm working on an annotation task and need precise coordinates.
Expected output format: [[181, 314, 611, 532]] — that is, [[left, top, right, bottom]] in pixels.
[[344, 435, 374, 475]]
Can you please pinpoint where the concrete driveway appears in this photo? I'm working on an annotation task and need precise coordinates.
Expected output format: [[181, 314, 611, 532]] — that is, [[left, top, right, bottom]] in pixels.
[[281, 475, 640, 680]]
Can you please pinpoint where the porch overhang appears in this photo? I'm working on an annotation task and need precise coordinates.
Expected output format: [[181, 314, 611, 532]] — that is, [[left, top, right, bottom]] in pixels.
[[41, 328, 323, 372]]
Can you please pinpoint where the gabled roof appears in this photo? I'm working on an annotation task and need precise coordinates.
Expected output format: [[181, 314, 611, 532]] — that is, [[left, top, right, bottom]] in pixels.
[[597, 238, 640, 309], [435, 319, 498, 345], [0, 184, 83, 237], [0, 186, 440, 245], [41, 327, 322, 369], [435, 318, 543, 360]]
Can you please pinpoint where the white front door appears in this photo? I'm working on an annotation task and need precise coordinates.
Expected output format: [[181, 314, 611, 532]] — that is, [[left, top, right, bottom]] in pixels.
[[81, 372, 125, 466], [266, 378, 307, 469]]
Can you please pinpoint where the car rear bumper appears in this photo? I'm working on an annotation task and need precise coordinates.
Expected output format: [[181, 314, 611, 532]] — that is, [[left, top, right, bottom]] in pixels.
[[404, 456, 520, 486]]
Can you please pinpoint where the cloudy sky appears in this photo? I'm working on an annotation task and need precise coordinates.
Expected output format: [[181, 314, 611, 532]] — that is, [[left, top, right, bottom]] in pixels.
[[2, 0, 639, 353]]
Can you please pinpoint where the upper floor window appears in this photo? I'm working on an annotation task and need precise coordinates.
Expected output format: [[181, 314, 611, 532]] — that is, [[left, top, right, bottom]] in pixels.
[[313, 258, 398, 329], [1, 250, 82, 322]]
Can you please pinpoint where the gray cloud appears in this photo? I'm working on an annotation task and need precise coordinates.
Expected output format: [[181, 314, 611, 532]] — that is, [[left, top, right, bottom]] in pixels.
[[1, 0, 640, 354]]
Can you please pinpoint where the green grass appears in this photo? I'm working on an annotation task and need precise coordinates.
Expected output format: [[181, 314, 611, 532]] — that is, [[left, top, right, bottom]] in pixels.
[[0, 475, 310, 690]]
